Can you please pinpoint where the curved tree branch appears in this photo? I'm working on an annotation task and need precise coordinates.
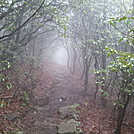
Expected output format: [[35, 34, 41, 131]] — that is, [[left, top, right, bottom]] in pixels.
[[0, 0, 48, 40]]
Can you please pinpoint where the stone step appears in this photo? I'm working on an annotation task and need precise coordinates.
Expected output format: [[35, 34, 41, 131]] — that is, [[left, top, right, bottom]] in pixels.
[[58, 119, 82, 134], [58, 104, 82, 134]]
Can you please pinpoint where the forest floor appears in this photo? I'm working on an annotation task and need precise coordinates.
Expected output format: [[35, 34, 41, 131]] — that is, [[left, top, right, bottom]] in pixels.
[[0, 62, 133, 134]]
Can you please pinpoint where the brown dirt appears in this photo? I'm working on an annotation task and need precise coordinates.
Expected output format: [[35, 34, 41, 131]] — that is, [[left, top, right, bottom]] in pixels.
[[1, 62, 134, 134], [21, 62, 87, 133]]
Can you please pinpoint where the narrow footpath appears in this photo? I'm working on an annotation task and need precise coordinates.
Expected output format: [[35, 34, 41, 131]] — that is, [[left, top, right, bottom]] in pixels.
[[22, 63, 88, 134]]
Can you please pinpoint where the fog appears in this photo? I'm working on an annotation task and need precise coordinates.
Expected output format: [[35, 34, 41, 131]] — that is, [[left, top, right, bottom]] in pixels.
[[52, 47, 68, 66]]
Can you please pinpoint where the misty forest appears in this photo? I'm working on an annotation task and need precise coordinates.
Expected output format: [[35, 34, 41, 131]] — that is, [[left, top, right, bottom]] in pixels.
[[0, 0, 134, 134]]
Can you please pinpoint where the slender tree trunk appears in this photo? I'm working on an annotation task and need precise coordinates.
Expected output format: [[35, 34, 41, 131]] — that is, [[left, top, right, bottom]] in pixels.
[[84, 60, 89, 94], [115, 94, 130, 134], [100, 49, 107, 106], [80, 56, 85, 80], [94, 53, 99, 100], [72, 47, 77, 75], [83, 55, 92, 95]]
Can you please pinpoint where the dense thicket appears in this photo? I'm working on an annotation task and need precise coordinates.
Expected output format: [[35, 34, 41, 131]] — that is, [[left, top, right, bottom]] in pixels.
[[0, 0, 133, 134], [65, 0, 134, 133]]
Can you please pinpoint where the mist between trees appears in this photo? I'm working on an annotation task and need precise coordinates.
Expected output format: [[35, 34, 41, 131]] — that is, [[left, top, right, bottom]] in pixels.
[[0, 0, 134, 134]]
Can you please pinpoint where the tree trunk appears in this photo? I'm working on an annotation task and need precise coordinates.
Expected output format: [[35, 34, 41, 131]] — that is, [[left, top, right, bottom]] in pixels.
[[115, 94, 130, 134], [94, 52, 99, 100], [101, 49, 107, 106], [84, 62, 89, 94]]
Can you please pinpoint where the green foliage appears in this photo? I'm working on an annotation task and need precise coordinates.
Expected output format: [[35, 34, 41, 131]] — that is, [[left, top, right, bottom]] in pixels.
[[0, 74, 5, 82], [113, 102, 124, 108], [107, 49, 134, 73], [105, 47, 118, 57], [6, 82, 12, 90], [0, 43, 17, 62], [98, 89, 109, 97], [109, 14, 134, 45], [70, 104, 80, 108], [0, 0, 10, 6], [105, 47, 134, 104], [0, 44, 14, 89], [0, 100, 6, 107], [0, 60, 12, 71]]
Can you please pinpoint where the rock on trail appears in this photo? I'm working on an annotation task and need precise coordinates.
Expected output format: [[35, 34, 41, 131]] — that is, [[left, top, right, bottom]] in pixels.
[[19, 64, 84, 134]]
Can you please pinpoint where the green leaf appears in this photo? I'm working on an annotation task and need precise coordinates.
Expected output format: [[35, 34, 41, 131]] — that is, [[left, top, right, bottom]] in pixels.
[[103, 92, 109, 97], [126, 20, 131, 25], [0, 100, 6, 107], [119, 104, 124, 108], [119, 17, 127, 22], [107, 52, 111, 57], [110, 21, 116, 26], [0, 1, 7, 4], [83, 10, 87, 14], [6, 82, 12, 90], [113, 102, 117, 106], [60, 33, 67, 38], [98, 89, 104, 93], [118, 38, 124, 42], [130, 17, 134, 19]]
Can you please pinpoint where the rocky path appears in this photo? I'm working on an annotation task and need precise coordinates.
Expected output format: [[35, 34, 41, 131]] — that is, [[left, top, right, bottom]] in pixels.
[[21, 64, 86, 134], [3, 63, 133, 134]]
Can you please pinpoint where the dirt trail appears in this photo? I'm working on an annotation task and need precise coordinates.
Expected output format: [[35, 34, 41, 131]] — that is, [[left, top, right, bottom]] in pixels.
[[22, 63, 86, 134], [19, 62, 134, 134]]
